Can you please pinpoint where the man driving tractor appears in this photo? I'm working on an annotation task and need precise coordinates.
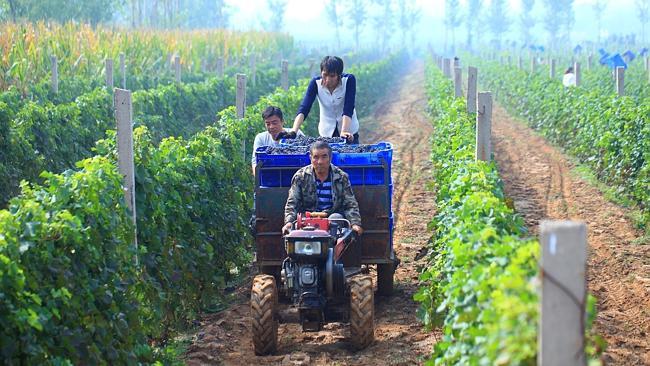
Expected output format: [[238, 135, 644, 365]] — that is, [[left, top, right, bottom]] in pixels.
[[282, 141, 364, 236]]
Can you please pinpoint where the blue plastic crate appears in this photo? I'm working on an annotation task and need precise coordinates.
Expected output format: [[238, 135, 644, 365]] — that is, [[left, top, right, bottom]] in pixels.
[[259, 167, 300, 187], [260, 166, 390, 187], [255, 146, 310, 167], [257, 142, 393, 187], [342, 166, 387, 185], [332, 142, 393, 167]]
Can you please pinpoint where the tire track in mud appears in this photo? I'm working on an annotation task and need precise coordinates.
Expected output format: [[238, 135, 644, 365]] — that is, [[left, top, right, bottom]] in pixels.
[[183, 61, 439, 365], [491, 104, 650, 365]]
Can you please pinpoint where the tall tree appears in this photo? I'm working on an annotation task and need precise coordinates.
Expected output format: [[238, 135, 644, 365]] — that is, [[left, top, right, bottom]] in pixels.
[[325, 0, 343, 50], [397, 0, 421, 47], [185, 0, 231, 29], [520, 0, 535, 46], [592, 0, 606, 44], [214, 0, 230, 29], [347, 0, 368, 52], [638, 0, 650, 44], [370, 0, 393, 54], [408, 2, 421, 46], [444, 0, 462, 52], [487, 0, 510, 48], [543, 0, 566, 49], [265, 0, 287, 32], [561, 0, 575, 43], [1, 0, 118, 25], [465, 0, 482, 49], [3, 0, 24, 21]]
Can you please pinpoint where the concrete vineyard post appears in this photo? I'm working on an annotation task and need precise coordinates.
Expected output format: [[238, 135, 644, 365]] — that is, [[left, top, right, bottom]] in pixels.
[[467, 67, 477, 114], [574, 62, 581, 87], [236, 73, 246, 118], [616, 66, 625, 96], [475, 92, 492, 162], [281, 60, 289, 91], [236, 74, 247, 160], [518, 55, 523, 69], [550, 59, 556, 79], [174, 55, 181, 83], [120, 53, 126, 89], [443, 58, 451, 78], [587, 54, 593, 70], [217, 57, 224, 78], [51, 55, 58, 93], [105, 58, 114, 89], [454, 67, 462, 98], [539, 221, 587, 366], [114, 88, 138, 265], [308, 58, 316, 77], [453, 57, 460, 68], [530, 57, 536, 73], [250, 54, 257, 87]]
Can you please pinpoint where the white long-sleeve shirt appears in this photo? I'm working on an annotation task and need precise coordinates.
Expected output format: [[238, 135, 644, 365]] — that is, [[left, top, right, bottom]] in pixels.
[[296, 74, 359, 137], [563, 73, 576, 87]]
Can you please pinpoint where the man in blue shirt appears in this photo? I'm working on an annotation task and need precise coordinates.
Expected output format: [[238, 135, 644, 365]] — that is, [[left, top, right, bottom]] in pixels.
[[290, 56, 360, 144], [283, 141, 363, 235]]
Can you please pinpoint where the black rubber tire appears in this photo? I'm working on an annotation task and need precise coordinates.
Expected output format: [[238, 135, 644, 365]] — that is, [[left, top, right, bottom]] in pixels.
[[251, 274, 278, 355], [349, 275, 374, 349], [377, 263, 395, 296]]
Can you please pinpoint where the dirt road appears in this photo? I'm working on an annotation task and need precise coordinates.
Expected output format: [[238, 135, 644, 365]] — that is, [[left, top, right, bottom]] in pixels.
[[491, 104, 650, 365], [184, 61, 439, 365]]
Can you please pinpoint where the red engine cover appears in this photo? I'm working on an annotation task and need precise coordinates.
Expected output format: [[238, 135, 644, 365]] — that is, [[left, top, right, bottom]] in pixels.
[[296, 212, 330, 231]]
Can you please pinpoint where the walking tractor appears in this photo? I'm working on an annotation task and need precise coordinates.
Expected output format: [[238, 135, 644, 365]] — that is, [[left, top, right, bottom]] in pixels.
[[251, 140, 396, 355]]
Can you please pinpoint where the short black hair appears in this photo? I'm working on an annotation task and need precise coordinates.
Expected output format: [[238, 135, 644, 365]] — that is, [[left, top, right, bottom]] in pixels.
[[310, 140, 332, 157], [262, 106, 283, 121], [320, 56, 344, 76]]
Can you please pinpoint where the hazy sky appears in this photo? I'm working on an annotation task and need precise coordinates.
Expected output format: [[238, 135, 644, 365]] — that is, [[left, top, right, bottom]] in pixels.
[[228, 0, 644, 49]]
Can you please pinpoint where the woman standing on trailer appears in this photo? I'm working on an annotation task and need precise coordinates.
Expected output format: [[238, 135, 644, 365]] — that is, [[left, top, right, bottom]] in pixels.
[[290, 56, 360, 144]]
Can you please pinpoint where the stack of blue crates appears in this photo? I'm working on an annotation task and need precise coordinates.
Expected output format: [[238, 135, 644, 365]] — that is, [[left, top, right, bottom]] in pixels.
[[256, 142, 395, 245], [255, 142, 393, 188]]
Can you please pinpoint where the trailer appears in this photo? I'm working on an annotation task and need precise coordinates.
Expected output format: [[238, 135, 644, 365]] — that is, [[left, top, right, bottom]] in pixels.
[[253, 141, 397, 296]]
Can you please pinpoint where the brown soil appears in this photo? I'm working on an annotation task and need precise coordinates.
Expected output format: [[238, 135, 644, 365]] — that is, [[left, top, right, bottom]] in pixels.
[[184, 61, 440, 365], [491, 104, 650, 366]]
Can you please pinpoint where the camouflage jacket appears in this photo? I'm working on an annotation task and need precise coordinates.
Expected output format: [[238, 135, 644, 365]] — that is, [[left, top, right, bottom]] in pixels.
[[284, 164, 362, 226]]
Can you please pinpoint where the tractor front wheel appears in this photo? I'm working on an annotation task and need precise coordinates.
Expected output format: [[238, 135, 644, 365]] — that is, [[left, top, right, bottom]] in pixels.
[[251, 274, 278, 355], [349, 275, 374, 349]]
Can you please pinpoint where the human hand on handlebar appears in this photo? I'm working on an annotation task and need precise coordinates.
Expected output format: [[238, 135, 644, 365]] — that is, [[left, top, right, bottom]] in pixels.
[[351, 224, 363, 236], [282, 222, 293, 235]]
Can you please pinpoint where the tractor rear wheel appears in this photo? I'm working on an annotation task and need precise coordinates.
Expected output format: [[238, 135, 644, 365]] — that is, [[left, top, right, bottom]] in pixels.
[[251, 274, 278, 355], [377, 263, 395, 296], [349, 275, 374, 349]]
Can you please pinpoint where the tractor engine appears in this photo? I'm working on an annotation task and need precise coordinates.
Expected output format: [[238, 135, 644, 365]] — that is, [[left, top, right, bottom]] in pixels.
[[281, 213, 346, 331]]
